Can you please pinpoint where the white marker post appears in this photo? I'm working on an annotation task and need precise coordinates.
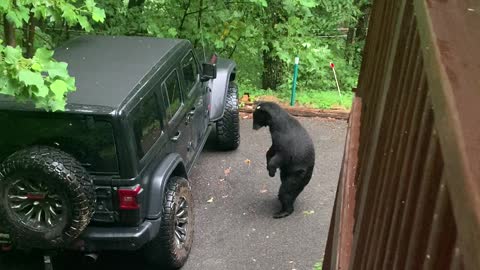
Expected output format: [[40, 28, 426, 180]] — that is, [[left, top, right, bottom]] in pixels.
[[330, 62, 342, 99]]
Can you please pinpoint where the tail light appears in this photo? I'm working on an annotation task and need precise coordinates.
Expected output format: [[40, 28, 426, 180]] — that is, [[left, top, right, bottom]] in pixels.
[[117, 185, 142, 210]]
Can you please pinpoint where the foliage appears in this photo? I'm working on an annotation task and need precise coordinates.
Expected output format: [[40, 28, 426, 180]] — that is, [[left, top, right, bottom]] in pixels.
[[0, 0, 105, 111], [94, 0, 367, 107], [239, 82, 354, 110], [313, 261, 323, 270], [1, 0, 369, 111]]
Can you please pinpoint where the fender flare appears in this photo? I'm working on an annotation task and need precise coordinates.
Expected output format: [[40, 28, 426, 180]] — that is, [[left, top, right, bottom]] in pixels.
[[145, 153, 187, 219], [209, 57, 237, 122]]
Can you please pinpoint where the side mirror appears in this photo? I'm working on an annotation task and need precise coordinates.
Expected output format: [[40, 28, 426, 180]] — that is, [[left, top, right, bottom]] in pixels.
[[200, 63, 217, 82]]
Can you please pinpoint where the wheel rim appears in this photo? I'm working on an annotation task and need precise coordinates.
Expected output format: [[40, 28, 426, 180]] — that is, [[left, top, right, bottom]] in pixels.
[[5, 177, 67, 231], [174, 196, 189, 247]]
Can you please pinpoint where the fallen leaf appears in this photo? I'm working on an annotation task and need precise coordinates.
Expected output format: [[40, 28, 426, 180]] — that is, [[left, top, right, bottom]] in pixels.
[[303, 210, 315, 216], [224, 167, 232, 176], [207, 197, 214, 203], [260, 183, 268, 193], [244, 159, 251, 165]]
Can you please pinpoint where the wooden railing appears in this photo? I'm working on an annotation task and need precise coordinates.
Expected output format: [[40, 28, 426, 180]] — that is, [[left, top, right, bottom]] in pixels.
[[322, 0, 480, 269]]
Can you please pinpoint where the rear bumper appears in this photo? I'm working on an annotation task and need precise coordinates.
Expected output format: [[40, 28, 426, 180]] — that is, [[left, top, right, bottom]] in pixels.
[[71, 218, 162, 252]]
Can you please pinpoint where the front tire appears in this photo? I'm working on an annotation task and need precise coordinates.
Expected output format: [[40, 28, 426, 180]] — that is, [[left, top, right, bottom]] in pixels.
[[143, 177, 194, 269], [215, 82, 240, 150]]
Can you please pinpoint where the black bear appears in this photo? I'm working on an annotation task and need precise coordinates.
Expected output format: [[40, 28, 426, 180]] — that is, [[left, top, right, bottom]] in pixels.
[[253, 102, 315, 218]]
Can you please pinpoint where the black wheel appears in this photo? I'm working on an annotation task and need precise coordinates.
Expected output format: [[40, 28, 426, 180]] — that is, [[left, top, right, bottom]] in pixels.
[[0, 146, 95, 249], [215, 82, 240, 150], [143, 176, 194, 269]]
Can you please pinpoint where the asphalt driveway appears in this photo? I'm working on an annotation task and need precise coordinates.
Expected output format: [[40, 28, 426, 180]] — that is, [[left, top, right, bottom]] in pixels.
[[0, 117, 346, 270]]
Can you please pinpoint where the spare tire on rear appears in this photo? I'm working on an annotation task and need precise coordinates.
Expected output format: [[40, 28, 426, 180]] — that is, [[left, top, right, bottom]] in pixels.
[[0, 146, 95, 249]]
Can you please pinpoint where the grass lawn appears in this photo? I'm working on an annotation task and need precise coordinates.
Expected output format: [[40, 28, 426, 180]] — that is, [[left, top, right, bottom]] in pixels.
[[239, 87, 354, 110]]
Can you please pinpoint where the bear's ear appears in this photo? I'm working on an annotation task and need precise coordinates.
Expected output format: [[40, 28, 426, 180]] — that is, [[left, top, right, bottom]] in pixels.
[[253, 106, 272, 130]]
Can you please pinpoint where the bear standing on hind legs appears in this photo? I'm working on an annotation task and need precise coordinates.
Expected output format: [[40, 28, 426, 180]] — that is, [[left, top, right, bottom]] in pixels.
[[253, 102, 315, 218]]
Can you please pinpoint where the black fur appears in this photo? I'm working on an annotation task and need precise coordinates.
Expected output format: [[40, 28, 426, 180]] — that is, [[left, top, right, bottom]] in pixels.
[[253, 102, 315, 218]]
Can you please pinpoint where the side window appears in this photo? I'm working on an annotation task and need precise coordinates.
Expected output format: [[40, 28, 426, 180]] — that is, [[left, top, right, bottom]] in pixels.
[[181, 52, 199, 91], [132, 94, 162, 158], [164, 70, 183, 120]]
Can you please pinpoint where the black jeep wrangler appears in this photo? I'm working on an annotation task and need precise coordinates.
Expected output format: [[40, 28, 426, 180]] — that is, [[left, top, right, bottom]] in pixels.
[[0, 36, 240, 268]]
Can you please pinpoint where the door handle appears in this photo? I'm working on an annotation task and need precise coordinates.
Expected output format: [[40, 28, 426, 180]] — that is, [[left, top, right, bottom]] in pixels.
[[186, 108, 195, 124], [170, 131, 181, 142]]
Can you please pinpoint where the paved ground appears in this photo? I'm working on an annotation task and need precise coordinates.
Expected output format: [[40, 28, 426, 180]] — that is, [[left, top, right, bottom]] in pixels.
[[0, 117, 346, 270]]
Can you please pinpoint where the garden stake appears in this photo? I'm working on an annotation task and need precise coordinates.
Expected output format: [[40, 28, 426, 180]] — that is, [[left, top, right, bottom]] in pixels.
[[290, 56, 299, 106], [330, 62, 343, 105]]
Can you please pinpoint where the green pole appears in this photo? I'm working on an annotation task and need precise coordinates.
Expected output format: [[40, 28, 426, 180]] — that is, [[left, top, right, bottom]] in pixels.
[[290, 56, 299, 106]]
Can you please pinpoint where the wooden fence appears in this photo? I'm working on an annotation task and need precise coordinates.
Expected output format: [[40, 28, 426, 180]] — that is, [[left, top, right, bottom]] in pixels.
[[322, 0, 480, 269]]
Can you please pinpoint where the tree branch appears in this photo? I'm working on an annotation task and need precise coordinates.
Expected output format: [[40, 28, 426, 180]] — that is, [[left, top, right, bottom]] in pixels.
[[178, 0, 192, 31], [186, 6, 208, 16], [228, 37, 243, 58]]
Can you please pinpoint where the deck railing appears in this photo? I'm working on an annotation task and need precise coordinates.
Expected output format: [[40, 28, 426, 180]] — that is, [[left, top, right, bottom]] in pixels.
[[322, 1, 480, 269]]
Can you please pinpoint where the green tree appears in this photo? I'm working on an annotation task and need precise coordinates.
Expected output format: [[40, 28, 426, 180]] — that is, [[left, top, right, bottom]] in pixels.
[[0, 0, 105, 111]]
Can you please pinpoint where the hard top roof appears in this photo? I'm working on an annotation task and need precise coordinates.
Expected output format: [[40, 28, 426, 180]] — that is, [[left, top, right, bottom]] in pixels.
[[0, 35, 189, 111], [55, 35, 187, 108]]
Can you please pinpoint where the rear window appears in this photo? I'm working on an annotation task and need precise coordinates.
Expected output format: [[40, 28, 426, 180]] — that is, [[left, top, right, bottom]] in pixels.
[[0, 112, 119, 173]]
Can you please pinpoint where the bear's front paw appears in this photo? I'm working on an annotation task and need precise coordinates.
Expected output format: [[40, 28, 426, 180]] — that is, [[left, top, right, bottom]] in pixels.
[[268, 166, 276, 177]]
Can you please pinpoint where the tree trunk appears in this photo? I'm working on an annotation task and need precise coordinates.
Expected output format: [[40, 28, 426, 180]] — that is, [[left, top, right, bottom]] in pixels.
[[25, 12, 35, 58], [262, 44, 283, 90], [345, 2, 372, 65], [193, 0, 203, 49], [345, 26, 356, 65], [3, 15, 16, 47], [355, 4, 371, 41], [261, 0, 285, 91]]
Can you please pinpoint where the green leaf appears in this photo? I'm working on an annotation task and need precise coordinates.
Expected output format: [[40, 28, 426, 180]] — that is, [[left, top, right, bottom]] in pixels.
[[64, 76, 76, 91], [300, 0, 318, 8], [33, 5, 48, 18], [0, 74, 8, 91], [31, 62, 42, 71], [6, 8, 29, 28], [50, 79, 68, 96], [77, 15, 92, 32], [18, 70, 44, 88], [0, 0, 10, 11], [92, 7, 106, 23], [85, 0, 96, 11], [32, 47, 54, 66], [35, 85, 49, 97], [167, 27, 177, 37], [62, 4, 77, 24], [45, 61, 69, 79], [1, 78, 19, 96], [49, 98, 67, 112], [4, 46, 22, 65]]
